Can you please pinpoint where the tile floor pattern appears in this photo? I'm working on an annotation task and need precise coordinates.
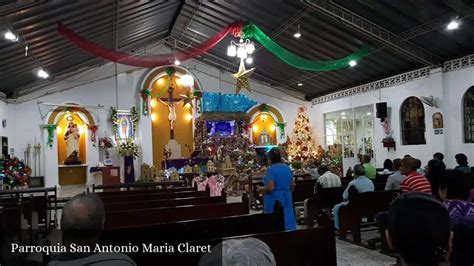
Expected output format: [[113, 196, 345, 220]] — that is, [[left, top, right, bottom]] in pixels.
[[58, 185, 397, 265]]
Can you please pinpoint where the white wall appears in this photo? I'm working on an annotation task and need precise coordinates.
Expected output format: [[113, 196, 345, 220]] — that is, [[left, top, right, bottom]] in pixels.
[[4, 57, 304, 187], [310, 66, 474, 170]]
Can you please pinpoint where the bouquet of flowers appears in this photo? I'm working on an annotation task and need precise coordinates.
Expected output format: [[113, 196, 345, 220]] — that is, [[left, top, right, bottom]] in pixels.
[[117, 138, 140, 159], [0, 156, 31, 187], [98, 137, 114, 149]]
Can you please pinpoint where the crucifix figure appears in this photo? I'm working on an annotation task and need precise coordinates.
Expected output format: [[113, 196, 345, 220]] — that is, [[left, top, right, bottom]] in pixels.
[[157, 86, 182, 139]]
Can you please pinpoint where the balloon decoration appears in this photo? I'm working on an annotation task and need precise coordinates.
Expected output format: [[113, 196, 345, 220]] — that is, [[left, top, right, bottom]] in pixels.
[[57, 22, 244, 67], [0, 156, 31, 187], [58, 21, 368, 72], [240, 22, 369, 71], [202, 92, 257, 113]]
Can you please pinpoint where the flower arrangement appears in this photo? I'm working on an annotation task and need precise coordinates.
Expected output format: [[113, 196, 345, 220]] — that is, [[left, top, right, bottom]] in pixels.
[[0, 156, 31, 187], [109, 107, 119, 134], [98, 137, 114, 149], [117, 138, 140, 159]]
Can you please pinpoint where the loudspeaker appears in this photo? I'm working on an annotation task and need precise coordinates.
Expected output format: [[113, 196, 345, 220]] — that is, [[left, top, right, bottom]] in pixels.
[[376, 102, 387, 119]]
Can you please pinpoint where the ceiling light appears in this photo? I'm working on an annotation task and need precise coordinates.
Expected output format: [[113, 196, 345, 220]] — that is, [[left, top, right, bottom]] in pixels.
[[245, 57, 253, 64], [341, 112, 346, 115], [447, 20, 459, 30], [181, 74, 194, 87], [237, 46, 248, 59], [174, 59, 181, 65], [367, 112, 372, 116], [349, 60, 357, 67], [297, 83, 303, 86], [341, 116, 346, 119], [4, 31, 18, 41], [37, 69, 49, 79], [294, 24, 301, 38], [227, 44, 237, 57]]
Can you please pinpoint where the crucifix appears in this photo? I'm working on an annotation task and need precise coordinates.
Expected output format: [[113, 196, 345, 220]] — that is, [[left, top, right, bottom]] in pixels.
[[157, 86, 182, 139]]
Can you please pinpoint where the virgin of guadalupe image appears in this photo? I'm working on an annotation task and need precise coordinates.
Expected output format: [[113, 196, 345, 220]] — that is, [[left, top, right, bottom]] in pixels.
[[119, 116, 131, 139], [64, 122, 82, 165]]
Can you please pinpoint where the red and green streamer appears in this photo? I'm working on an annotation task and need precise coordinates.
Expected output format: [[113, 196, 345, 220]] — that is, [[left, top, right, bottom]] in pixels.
[[241, 22, 368, 71]]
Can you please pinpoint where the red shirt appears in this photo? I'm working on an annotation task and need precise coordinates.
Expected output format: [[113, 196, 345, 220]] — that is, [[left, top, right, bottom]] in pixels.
[[400, 171, 432, 194]]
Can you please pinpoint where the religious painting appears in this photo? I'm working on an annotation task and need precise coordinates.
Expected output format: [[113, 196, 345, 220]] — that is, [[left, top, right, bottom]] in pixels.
[[432, 112, 443, 129], [117, 111, 134, 140]]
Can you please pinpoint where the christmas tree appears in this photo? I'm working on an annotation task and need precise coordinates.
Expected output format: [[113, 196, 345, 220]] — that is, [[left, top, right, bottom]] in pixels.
[[287, 106, 317, 162]]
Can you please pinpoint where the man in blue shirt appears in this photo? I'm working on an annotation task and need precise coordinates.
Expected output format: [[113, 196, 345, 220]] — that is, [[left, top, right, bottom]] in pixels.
[[333, 165, 375, 230]]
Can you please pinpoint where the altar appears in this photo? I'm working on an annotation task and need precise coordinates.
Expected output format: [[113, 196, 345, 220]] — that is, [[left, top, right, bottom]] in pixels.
[[58, 164, 87, 186]]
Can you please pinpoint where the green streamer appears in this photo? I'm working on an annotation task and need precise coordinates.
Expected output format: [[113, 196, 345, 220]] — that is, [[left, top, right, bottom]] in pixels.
[[45, 124, 57, 148], [241, 23, 369, 71]]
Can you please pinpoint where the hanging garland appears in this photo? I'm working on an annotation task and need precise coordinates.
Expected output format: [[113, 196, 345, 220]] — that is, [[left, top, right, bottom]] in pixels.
[[260, 104, 270, 113], [275, 121, 286, 139], [240, 22, 369, 71], [41, 124, 57, 148], [58, 21, 367, 72], [57, 22, 244, 67]]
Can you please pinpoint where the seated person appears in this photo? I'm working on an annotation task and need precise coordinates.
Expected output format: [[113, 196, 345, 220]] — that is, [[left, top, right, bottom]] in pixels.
[[454, 153, 471, 174], [439, 170, 474, 228], [416, 159, 427, 175], [316, 165, 341, 188], [425, 159, 446, 199], [383, 159, 394, 172], [400, 157, 432, 194], [48, 193, 135, 266], [332, 165, 374, 230], [386, 192, 451, 266], [385, 158, 404, 191], [361, 155, 376, 179], [433, 152, 445, 163], [199, 238, 276, 266]]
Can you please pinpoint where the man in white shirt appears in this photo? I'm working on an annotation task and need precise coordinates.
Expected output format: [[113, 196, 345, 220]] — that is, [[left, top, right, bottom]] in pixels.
[[316, 165, 342, 188]]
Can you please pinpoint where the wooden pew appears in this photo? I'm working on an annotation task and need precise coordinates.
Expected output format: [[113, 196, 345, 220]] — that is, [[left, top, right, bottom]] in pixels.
[[104, 195, 249, 229], [94, 187, 196, 198], [305, 186, 346, 227], [103, 195, 226, 212], [126, 228, 336, 266], [292, 179, 317, 224], [91, 180, 186, 192], [101, 211, 284, 246], [339, 188, 399, 245], [99, 190, 210, 204]]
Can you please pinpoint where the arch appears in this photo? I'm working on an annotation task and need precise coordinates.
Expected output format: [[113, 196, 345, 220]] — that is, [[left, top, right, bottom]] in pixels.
[[247, 104, 284, 123], [400, 96, 426, 145], [463, 86, 474, 143], [47, 104, 96, 165], [141, 66, 202, 167], [247, 104, 285, 145]]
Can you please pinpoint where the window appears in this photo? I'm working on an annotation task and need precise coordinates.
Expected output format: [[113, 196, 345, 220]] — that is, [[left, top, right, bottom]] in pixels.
[[464, 86, 474, 143], [401, 97, 426, 145]]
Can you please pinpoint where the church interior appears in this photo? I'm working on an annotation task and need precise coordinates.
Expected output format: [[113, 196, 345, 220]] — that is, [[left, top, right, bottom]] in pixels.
[[1, 1, 474, 265]]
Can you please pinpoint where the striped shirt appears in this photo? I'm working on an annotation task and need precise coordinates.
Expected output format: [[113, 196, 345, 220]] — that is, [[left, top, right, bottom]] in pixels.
[[400, 171, 432, 194], [317, 171, 341, 188]]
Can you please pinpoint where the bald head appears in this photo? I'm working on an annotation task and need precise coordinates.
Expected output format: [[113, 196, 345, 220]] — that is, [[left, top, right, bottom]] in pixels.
[[400, 157, 419, 175], [61, 193, 105, 244]]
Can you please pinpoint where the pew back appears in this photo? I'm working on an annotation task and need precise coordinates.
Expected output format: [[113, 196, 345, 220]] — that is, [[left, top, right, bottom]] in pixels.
[[99, 190, 209, 204], [103, 196, 226, 212]]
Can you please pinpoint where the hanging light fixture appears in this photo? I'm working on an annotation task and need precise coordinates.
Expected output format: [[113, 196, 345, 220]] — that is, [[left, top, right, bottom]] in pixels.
[[227, 44, 237, 57], [447, 19, 459, 30], [181, 74, 194, 88], [245, 57, 253, 64], [227, 39, 255, 60], [349, 60, 357, 67]]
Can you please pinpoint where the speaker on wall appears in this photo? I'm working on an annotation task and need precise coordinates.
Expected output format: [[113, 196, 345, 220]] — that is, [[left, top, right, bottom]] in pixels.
[[376, 102, 387, 120]]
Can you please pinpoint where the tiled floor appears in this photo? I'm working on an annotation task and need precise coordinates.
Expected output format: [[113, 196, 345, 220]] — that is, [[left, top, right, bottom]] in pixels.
[[58, 186, 397, 265]]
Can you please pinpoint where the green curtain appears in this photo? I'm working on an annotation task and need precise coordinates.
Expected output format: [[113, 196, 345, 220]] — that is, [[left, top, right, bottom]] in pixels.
[[241, 23, 369, 71]]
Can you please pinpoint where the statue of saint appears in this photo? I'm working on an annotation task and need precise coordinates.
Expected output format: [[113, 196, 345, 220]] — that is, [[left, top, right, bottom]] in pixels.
[[64, 122, 81, 164]]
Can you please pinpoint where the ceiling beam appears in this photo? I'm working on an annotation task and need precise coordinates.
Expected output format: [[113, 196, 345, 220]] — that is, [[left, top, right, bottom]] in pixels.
[[303, 0, 442, 66]]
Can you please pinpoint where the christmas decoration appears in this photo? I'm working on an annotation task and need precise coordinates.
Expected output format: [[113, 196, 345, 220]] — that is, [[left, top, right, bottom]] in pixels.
[[202, 92, 257, 113], [287, 106, 317, 162], [109, 107, 119, 135], [233, 60, 255, 94], [0, 156, 31, 187], [58, 22, 244, 67], [41, 124, 57, 148], [275, 121, 286, 138], [98, 136, 114, 149], [179, 90, 197, 108], [88, 125, 98, 143], [241, 22, 368, 71]]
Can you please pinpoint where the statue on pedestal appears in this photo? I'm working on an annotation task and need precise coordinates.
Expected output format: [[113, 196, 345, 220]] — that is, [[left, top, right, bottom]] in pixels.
[[64, 121, 82, 165]]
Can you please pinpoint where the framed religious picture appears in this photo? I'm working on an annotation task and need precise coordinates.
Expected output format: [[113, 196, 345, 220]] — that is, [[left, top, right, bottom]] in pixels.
[[432, 112, 443, 129], [117, 111, 134, 140]]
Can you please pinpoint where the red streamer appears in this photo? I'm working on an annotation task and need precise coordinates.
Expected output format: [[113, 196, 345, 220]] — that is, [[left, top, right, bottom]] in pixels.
[[57, 22, 244, 67]]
